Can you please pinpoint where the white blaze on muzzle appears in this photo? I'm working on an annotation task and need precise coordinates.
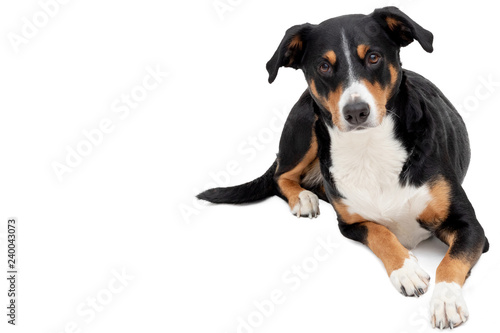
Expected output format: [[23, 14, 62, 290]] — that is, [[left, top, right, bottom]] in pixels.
[[338, 81, 378, 129], [339, 30, 379, 130]]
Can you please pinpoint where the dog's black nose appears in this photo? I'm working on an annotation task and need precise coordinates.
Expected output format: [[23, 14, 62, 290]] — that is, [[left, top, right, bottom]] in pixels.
[[343, 102, 370, 125]]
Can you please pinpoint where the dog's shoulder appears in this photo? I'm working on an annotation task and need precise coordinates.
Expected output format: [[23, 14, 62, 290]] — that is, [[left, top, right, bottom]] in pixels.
[[398, 69, 461, 123], [394, 69, 470, 185]]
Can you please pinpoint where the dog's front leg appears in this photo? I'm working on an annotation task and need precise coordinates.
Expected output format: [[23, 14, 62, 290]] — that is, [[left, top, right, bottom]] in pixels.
[[335, 205, 431, 297], [275, 132, 321, 219], [428, 187, 488, 329]]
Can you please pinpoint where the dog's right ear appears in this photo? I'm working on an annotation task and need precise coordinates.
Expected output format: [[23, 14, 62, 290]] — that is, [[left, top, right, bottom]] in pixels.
[[266, 23, 315, 84], [371, 7, 433, 53]]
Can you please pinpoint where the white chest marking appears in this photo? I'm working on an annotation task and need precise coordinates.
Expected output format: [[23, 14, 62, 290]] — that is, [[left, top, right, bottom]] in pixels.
[[328, 116, 432, 249]]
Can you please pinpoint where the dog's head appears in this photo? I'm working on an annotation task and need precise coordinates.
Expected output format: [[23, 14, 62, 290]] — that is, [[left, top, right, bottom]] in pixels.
[[266, 7, 433, 131]]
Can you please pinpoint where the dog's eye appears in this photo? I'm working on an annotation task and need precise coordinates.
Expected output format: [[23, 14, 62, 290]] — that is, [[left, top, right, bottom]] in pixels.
[[367, 53, 381, 65], [318, 62, 332, 74]]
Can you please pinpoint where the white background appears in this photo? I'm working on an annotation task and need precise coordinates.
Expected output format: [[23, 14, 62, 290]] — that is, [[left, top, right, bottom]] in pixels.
[[1, 0, 499, 332]]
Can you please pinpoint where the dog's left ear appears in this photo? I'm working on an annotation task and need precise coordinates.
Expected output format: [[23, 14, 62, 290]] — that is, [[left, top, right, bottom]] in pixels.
[[266, 23, 315, 83], [371, 6, 433, 53]]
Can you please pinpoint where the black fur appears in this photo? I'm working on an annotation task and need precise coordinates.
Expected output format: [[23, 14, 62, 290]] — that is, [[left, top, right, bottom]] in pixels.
[[198, 6, 488, 262], [196, 161, 277, 204]]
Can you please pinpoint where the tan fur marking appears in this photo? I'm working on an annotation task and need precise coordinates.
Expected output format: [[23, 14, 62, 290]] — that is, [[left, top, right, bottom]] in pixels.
[[277, 135, 318, 209], [439, 231, 456, 248], [361, 79, 388, 124], [289, 35, 303, 50], [389, 64, 399, 86], [386, 17, 400, 30], [309, 79, 320, 99], [286, 35, 303, 66], [333, 201, 410, 275], [323, 50, 337, 65], [419, 176, 452, 226], [364, 222, 411, 275], [332, 200, 365, 224], [301, 158, 320, 184], [360, 64, 399, 125], [326, 87, 344, 129], [357, 44, 370, 59], [309, 79, 344, 130], [436, 251, 471, 286], [303, 157, 319, 175], [277, 179, 302, 208], [435, 232, 484, 286]]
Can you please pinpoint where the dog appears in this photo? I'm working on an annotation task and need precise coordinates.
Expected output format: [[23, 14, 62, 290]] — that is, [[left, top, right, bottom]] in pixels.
[[197, 7, 488, 329]]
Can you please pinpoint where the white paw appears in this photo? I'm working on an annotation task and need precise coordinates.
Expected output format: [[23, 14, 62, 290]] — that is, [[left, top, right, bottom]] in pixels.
[[291, 190, 320, 218], [430, 282, 469, 329], [389, 253, 430, 297]]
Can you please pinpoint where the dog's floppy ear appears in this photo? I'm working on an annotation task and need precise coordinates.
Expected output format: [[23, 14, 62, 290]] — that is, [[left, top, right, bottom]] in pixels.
[[266, 23, 314, 83], [371, 6, 433, 53]]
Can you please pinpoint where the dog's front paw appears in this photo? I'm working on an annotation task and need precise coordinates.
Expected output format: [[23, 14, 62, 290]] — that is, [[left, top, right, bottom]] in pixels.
[[389, 253, 430, 297], [430, 282, 469, 329], [291, 190, 320, 218]]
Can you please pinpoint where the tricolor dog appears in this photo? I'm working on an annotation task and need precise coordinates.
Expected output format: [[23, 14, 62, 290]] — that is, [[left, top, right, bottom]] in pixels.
[[197, 7, 488, 329]]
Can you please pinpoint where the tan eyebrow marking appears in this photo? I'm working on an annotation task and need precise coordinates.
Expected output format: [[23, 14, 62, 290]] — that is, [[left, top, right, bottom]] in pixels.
[[323, 50, 337, 65], [357, 44, 370, 59]]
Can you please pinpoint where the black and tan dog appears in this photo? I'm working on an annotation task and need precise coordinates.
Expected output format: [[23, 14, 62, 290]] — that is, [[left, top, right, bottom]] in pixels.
[[197, 7, 488, 329]]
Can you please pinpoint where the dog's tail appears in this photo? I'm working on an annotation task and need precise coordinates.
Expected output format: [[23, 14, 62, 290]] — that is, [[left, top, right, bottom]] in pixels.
[[196, 161, 277, 204]]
